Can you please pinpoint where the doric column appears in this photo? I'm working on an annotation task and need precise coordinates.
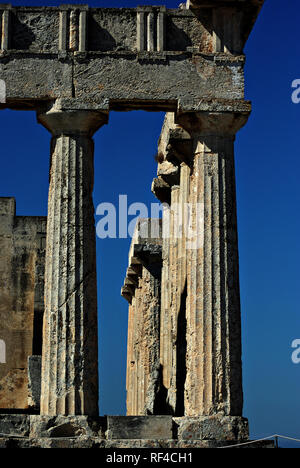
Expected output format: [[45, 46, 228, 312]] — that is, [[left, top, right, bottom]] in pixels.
[[122, 219, 162, 416], [37, 103, 108, 416], [168, 163, 190, 415], [177, 111, 249, 417]]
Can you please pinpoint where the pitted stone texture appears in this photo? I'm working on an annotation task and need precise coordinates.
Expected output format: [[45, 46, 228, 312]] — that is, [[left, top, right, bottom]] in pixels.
[[38, 108, 107, 416], [107, 416, 173, 440], [29, 415, 106, 439], [0, 415, 272, 448], [0, 415, 30, 437], [123, 220, 162, 416], [0, 6, 254, 110], [73, 55, 245, 110], [171, 112, 249, 417], [28, 356, 42, 411], [174, 416, 249, 441]]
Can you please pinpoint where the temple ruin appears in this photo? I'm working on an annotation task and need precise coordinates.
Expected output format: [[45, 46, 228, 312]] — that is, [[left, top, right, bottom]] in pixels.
[[0, 1, 272, 448]]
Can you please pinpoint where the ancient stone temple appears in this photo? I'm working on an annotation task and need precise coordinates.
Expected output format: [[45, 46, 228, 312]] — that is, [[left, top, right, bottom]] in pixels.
[[0, 1, 271, 448]]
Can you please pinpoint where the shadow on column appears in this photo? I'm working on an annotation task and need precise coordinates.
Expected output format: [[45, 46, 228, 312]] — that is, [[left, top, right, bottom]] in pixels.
[[175, 281, 187, 417]]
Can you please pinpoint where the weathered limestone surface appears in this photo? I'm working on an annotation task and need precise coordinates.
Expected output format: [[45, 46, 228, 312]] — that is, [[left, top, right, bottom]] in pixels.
[[0, 437, 275, 448], [0, 3, 261, 112], [37, 101, 108, 416], [154, 114, 192, 416], [125, 108, 251, 427], [28, 356, 42, 411], [0, 198, 46, 410], [187, 0, 264, 52], [107, 416, 172, 440], [0, 0, 265, 447], [122, 219, 162, 416], [0, 414, 274, 448], [174, 415, 248, 441], [176, 111, 248, 417]]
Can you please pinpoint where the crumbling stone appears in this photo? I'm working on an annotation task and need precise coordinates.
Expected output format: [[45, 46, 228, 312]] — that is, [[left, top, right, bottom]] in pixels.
[[0, 0, 266, 447], [122, 219, 162, 416]]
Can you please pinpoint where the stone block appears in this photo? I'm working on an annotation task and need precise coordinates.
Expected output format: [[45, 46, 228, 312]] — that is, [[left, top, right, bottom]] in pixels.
[[173, 416, 249, 442], [0, 435, 275, 448], [107, 416, 173, 440], [0, 415, 30, 437], [28, 356, 41, 411], [29, 415, 106, 439]]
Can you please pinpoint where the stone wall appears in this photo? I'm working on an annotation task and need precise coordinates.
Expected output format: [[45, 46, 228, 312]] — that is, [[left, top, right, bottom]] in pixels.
[[0, 198, 46, 410]]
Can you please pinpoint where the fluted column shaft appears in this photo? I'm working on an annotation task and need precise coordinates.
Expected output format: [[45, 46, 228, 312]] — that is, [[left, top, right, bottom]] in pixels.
[[168, 163, 190, 415], [177, 112, 249, 417], [160, 204, 171, 391], [38, 105, 108, 416]]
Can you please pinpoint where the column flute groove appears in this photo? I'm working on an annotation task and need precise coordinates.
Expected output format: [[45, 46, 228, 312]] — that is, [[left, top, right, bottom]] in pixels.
[[177, 112, 249, 417], [38, 103, 108, 416]]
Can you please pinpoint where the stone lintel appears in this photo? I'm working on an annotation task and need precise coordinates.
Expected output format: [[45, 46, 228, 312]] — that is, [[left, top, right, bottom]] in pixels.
[[107, 416, 173, 440], [177, 98, 251, 116]]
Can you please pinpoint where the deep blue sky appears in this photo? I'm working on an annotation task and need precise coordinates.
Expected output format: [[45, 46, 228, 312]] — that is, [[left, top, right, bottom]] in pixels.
[[0, 0, 299, 447]]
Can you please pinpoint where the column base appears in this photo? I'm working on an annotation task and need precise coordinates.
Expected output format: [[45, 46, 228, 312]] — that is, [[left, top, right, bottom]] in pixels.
[[0, 415, 274, 448]]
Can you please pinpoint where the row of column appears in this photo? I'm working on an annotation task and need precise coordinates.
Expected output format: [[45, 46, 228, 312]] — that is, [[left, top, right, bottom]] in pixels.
[[123, 230, 162, 416], [157, 112, 248, 417], [37, 101, 248, 417]]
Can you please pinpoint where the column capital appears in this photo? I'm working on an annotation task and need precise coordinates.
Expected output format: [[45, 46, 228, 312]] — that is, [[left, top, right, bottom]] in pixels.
[[175, 110, 250, 138], [37, 100, 109, 137]]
